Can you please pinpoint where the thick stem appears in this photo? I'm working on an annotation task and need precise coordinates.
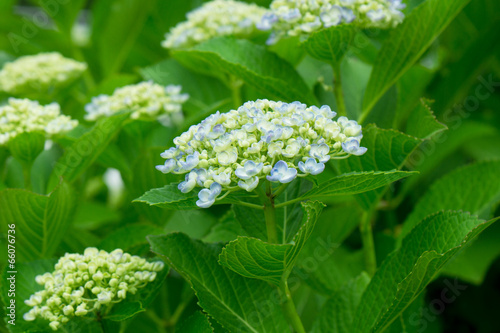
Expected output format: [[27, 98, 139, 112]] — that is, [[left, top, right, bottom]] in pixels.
[[264, 181, 278, 244], [280, 278, 306, 333], [22, 161, 32, 191], [332, 63, 347, 117], [360, 211, 377, 276]]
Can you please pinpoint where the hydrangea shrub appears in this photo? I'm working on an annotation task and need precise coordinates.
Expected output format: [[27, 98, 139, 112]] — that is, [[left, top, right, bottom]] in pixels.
[[0, 1, 498, 333]]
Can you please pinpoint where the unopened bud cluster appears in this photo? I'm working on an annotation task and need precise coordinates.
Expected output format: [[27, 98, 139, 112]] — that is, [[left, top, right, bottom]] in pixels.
[[23, 248, 164, 331], [85, 81, 189, 124], [156, 99, 366, 208], [0, 52, 87, 96], [258, 0, 405, 44], [0, 98, 77, 145], [162, 0, 267, 49]]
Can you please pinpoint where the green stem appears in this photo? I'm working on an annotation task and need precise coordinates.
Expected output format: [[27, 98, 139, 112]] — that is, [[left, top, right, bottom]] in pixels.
[[22, 161, 32, 191], [360, 211, 377, 276], [280, 277, 306, 333], [264, 181, 278, 244], [274, 197, 303, 209], [229, 76, 243, 108], [332, 63, 347, 117], [235, 201, 264, 210]]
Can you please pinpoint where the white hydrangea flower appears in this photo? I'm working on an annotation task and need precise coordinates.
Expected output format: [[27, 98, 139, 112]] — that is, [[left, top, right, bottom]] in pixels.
[[0, 52, 87, 96], [156, 99, 367, 208], [258, 0, 406, 44], [0, 98, 78, 145], [23, 248, 164, 331], [84, 81, 189, 124], [162, 0, 268, 49]]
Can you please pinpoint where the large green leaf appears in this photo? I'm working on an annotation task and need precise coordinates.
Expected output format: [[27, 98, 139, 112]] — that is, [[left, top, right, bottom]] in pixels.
[[312, 273, 370, 333], [176, 311, 214, 333], [91, 0, 154, 76], [360, 0, 471, 119], [337, 126, 422, 210], [400, 160, 500, 241], [1, 259, 56, 333], [134, 184, 256, 210], [98, 224, 165, 255], [299, 170, 416, 203], [173, 37, 317, 105], [48, 112, 128, 191], [232, 205, 268, 241], [301, 25, 356, 66], [37, 0, 86, 34], [7, 132, 45, 167], [148, 233, 290, 333], [219, 201, 324, 285], [351, 211, 497, 333], [0, 182, 75, 262], [405, 100, 447, 140]]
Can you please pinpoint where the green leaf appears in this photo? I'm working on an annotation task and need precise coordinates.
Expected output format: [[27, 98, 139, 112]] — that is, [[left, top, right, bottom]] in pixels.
[[351, 211, 497, 333], [301, 25, 356, 66], [48, 112, 128, 191], [203, 210, 248, 243], [148, 233, 290, 333], [337, 126, 422, 210], [92, 0, 154, 76], [219, 201, 324, 285], [299, 170, 416, 203], [1, 259, 56, 333], [361, 0, 472, 118], [98, 224, 165, 254], [405, 99, 447, 140], [176, 311, 214, 333], [312, 273, 370, 333], [0, 182, 75, 262], [7, 132, 45, 166], [165, 210, 218, 239], [134, 184, 256, 210], [37, 0, 86, 34], [232, 205, 267, 241], [173, 37, 317, 105], [399, 160, 500, 241], [140, 58, 232, 115]]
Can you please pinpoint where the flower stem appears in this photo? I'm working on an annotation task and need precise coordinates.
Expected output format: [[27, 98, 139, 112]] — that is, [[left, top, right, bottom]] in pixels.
[[280, 277, 306, 333], [22, 161, 33, 191], [264, 181, 278, 244], [229, 75, 243, 109], [332, 63, 347, 117], [360, 210, 377, 276]]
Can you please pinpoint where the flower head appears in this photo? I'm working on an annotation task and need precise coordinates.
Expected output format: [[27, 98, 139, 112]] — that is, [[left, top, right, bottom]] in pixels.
[[0, 98, 78, 145], [0, 52, 87, 96], [85, 81, 189, 124], [23, 248, 164, 331], [259, 0, 406, 44], [156, 99, 366, 208], [162, 0, 267, 49]]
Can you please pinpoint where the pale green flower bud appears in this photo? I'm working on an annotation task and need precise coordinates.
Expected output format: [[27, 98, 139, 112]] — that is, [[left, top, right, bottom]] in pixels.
[[0, 98, 78, 145], [0, 52, 86, 96], [162, 0, 267, 49]]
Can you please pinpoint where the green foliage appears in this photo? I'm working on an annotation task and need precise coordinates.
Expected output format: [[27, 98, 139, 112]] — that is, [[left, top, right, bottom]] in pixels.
[[149, 233, 290, 333], [301, 25, 356, 66], [0, 182, 75, 262]]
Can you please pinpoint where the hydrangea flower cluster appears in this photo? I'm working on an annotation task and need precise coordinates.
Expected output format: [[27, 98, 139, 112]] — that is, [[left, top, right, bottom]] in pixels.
[[162, 0, 267, 49], [84, 81, 189, 124], [258, 0, 406, 44], [156, 99, 367, 208], [23, 248, 164, 331], [0, 98, 78, 145], [0, 52, 87, 95]]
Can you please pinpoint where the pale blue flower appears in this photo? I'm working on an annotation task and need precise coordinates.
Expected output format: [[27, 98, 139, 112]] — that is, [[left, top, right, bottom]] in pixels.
[[266, 161, 297, 183], [196, 182, 222, 208], [342, 138, 368, 156], [257, 12, 278, 30], [320, 5, 343, 27], [235, 160, 264, 180], [298, 158, 325, 175], [309, 143, 331, 163], [213, 172, 231, 186], [178, 171, 197, 193], [282, 8, 301, 22], [367, 9, 385, 22], [238, 176, 260, 192], [178, 152, 199, 171], [155, 159, 176, 174]]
